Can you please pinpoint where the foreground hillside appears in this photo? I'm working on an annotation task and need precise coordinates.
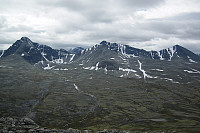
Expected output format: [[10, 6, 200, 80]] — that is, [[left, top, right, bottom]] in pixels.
[[0, 55, 200, 132], [0, 37, 200, 132]]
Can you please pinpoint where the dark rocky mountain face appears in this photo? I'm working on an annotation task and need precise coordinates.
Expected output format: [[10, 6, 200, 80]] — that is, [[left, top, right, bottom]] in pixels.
[[1, 37, 78, 64], [99, 41, 200, 62], [100, 40, 150, 58], [0, 37, 200, 132]]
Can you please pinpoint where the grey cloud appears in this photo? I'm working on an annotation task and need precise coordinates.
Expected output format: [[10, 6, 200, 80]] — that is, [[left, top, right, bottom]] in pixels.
[[83, 27, 154, 45], [136, 13, 200, 41], [84, 9, 116, 23], [137, 20, 179, 35], [117, 0, 165, 8], [38, 0, 102, 12], [0, 0, 200, 54], [168, 12, 200, 21], [0, 39, 12, 45], [0, 34, 15, 49], [3, 25, 33, 32], [179, 25, 200, 40], [40, 0, 164, 10], [0, 16, 7, 29], [38, 0, 164, 24]]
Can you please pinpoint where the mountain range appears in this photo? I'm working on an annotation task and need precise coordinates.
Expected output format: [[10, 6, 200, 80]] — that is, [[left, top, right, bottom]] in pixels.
[[1, 37, 199, 84], [1, 37, 199, 64], [0, 37, 200, 132]]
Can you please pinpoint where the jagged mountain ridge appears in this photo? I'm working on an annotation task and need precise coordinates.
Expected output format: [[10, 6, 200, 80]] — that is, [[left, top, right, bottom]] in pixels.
[[1, 37, 77, 64], [1, 37, 199, 64], [94, 40, 199, 62]]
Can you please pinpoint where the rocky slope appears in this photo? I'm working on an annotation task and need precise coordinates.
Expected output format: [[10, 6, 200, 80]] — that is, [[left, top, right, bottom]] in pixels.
[[0, 117, 182, 133]]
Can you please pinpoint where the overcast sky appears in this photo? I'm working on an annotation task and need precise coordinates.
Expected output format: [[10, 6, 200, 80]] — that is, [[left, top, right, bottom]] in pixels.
[[0, 0, 200, 53]]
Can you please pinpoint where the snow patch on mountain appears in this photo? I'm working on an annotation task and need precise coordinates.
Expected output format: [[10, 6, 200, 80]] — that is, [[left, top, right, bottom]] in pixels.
[[43, 64, 55, 70], [74, 84, 79, 92], [184, 69, 200, 74], [54, 59, 64, 64], [120, 68, 136, 76], [118, 44, 138, 58], [135, 74, 142, 78], [0, 50, 4, 58], [119, 67, 137, 73], [138, 60, 157, 79], [28, 47, 34, 54], [189, 59, 197, 63], [41, 52, 49, 62], [69, 54, 75, 62], [151, 69, 164, 72], [161, 78, 180, 84], [187, 56, 197, 63], [90, 66, 95, 70], [83, 67, 90, 70], [83, 63, 101, 71], [95, 62, 99, 71], [85, 93, 95, 98], [138, 60, 148, 79], [167, 46, 176, 61], [157, 51, 164, 60], [54, 68, 68, 71], [150, 51, 154, 59]]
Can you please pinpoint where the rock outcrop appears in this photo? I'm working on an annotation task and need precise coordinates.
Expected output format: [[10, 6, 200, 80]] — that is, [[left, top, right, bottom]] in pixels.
[[0, 117, 135, 133]]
